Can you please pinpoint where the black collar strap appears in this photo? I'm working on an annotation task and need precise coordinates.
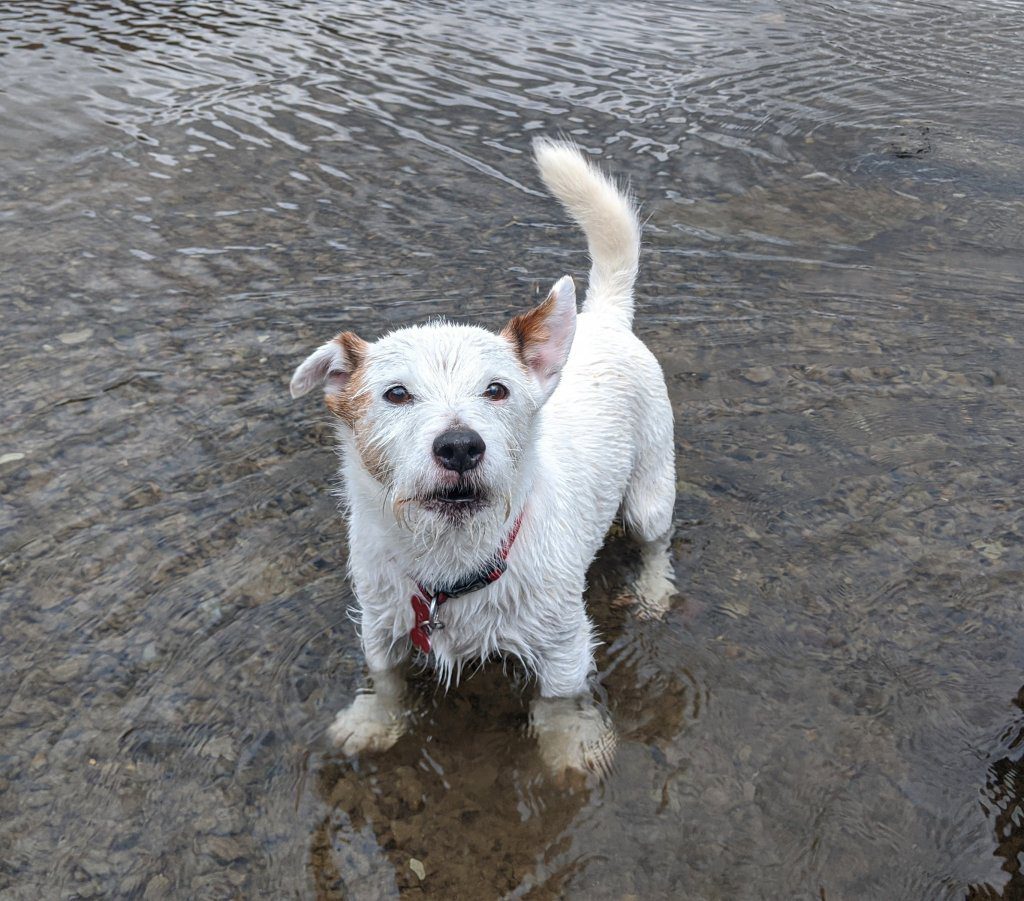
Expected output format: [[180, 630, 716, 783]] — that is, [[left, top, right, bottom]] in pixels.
[[409, 513, 523, 654]]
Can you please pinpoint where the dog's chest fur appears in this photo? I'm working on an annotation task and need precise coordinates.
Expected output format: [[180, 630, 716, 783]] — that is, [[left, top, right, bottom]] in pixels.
[[342, 312, 664, 680]]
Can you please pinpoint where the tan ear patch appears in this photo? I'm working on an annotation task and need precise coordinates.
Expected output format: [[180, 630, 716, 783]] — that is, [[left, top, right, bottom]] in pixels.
[[336, 331, 367, 369], [324, 331, 370, 426], [500, 290, 556, 367], [321, 332, 390, 484], [324, 371, 369, 426]]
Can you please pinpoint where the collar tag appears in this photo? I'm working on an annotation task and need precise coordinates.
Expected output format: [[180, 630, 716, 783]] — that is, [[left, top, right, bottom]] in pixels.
[[410, 591, 445, 653], [408, 513, 522, 654]]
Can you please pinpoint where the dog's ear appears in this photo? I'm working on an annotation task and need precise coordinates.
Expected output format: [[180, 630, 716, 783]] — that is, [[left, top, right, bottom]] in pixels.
[[290, 332, 367, 399], [502, 275, 577, 399]]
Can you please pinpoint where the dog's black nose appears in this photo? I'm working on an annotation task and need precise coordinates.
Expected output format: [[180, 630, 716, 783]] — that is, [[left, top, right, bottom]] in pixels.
[[433, 429, 485, 473]]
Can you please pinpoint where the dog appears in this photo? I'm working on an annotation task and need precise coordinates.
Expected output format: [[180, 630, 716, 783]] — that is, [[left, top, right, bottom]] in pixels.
[[290, 139, 676, 775]]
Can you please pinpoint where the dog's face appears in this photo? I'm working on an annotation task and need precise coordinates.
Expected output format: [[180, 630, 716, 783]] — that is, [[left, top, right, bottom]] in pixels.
[[291, 277, 576, 531]]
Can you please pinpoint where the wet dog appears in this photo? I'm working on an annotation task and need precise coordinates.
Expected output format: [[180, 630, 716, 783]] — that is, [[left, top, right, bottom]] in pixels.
[[290, 139, 675, 774]]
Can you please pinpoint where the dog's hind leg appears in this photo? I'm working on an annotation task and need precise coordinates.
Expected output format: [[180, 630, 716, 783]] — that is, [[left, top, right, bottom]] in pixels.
[[621, 432, 677, 619]]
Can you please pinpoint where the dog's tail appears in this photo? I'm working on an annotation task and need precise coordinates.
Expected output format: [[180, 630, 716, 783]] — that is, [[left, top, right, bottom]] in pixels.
[[533, 137, 640, 329]]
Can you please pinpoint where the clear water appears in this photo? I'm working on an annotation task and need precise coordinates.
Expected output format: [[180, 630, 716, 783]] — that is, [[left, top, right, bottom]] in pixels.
[[2, 2, 1023, 898]]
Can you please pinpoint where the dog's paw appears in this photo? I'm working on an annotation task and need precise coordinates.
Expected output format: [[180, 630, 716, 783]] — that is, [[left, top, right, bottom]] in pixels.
[[612, 583, 674, 622], [630, 561, 676, 621], [530, 697, 617, 780], [327, 692, 406, 756]]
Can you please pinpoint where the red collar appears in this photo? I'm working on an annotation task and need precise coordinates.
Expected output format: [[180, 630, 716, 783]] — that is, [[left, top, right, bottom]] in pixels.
[[410, 513, 523, 654]]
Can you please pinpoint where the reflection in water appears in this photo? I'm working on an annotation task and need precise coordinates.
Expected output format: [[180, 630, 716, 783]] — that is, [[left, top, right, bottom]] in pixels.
[[2, 0, 1024, 897], [312, 667, 585, 898]]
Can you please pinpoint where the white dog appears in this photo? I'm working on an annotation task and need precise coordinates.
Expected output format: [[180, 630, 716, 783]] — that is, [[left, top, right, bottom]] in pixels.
[[290, 139, 675, 774]]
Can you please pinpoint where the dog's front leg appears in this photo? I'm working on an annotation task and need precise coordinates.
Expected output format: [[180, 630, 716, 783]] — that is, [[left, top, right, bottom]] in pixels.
[[327, 619, 410, 756], [530, 610, 616, 778]]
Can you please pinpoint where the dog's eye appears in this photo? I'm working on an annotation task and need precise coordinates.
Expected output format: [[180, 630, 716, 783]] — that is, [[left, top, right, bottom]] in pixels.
[[483, 382, 509, 401], [383, 385, 412, 405]]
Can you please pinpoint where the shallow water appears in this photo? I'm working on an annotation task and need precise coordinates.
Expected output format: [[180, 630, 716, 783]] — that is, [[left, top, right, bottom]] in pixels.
[[2, 1, 1024, 898]]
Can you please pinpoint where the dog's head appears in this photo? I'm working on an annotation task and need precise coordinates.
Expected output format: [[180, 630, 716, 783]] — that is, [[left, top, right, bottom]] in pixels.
[[290, 276, 576, 532]]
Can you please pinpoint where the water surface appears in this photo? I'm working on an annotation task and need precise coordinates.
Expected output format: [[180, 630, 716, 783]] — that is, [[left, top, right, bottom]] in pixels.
[[2, 1, 1024, 898]]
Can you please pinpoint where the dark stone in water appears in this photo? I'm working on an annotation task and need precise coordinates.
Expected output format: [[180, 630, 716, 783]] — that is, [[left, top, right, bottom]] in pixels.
[[889, 126, 932, 158]]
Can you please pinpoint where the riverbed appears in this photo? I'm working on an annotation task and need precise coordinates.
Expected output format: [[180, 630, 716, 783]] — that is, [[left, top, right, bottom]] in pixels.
[[2, 2, 1023, 898]]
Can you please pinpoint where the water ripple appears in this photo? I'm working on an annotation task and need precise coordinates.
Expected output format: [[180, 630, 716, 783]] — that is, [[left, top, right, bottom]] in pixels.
[[3, 0, 1024, 897]]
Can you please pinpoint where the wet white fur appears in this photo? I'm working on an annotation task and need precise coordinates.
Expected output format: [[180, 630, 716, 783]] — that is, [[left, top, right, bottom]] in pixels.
[[291, 138, 675, 772]]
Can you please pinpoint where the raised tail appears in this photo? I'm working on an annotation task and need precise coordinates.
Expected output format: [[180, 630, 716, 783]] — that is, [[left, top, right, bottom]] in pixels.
[[533, 137, 641, 329]]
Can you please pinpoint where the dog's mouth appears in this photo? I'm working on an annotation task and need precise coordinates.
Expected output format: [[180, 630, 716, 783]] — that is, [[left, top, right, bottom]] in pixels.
[[422, 481, 486, 515]]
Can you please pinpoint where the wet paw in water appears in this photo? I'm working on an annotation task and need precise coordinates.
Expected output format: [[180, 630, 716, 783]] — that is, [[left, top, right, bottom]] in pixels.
[[327, 691, 408, 756], [612, 572, 676, 621], [612, 590, 668, 621], [530, 696, 618, 781]]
